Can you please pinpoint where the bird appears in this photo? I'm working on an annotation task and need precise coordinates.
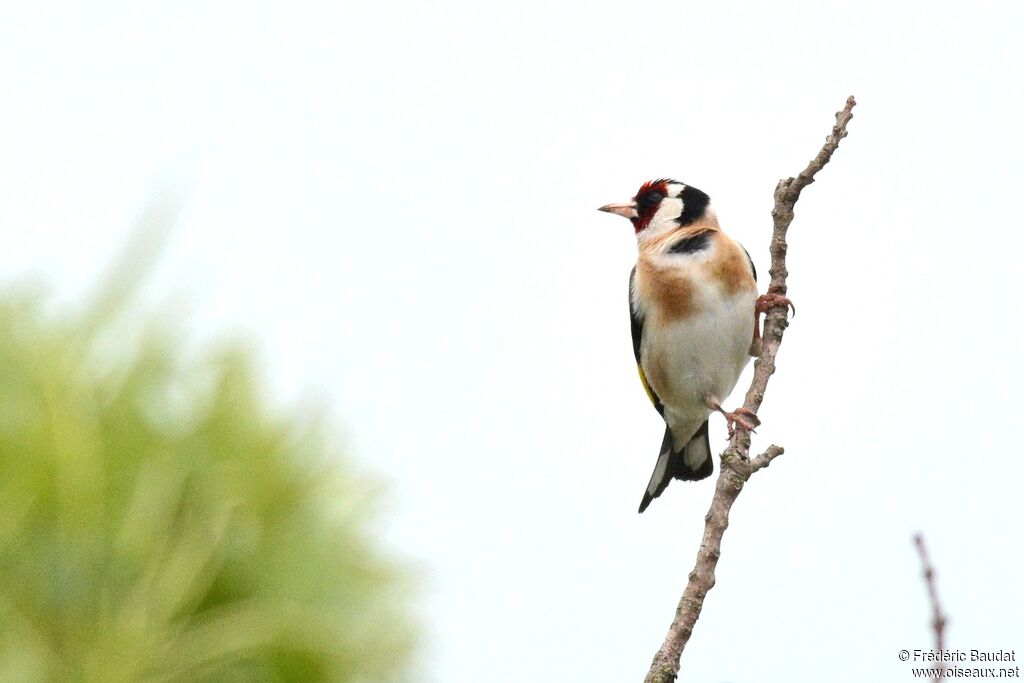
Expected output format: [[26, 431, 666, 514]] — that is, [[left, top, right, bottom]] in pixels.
[[598, 178, 787, 513]]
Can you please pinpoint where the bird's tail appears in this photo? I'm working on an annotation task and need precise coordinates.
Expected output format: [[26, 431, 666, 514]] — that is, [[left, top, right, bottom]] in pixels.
[[638, 420, 713, 513]]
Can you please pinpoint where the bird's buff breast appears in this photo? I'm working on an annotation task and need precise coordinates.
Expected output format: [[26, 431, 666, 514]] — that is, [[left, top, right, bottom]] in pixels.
[[636, 250, 756, 423]]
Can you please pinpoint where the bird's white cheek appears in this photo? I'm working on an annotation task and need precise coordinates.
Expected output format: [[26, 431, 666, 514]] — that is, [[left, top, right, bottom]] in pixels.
[[636, 199, 685, 246], [653, 198, 684, 226]]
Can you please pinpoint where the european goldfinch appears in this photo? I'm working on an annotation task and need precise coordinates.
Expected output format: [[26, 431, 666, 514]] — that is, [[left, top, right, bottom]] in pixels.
[[600, 179, 772, 513]]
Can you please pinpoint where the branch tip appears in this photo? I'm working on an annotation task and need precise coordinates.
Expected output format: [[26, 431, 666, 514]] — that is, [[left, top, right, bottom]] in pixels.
[[751, 445, 784, 472]]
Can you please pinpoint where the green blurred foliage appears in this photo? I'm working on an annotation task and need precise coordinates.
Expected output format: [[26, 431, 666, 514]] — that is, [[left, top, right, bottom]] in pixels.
[[0, 279, 414, 682]]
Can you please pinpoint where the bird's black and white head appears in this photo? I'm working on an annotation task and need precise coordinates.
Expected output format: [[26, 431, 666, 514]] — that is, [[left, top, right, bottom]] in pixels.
[[599, 179, 712, 241]]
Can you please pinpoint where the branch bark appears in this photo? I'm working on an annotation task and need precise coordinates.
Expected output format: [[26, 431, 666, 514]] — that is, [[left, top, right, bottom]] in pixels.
[[643, 96, 857, 683], [914, 533, 948, 683]]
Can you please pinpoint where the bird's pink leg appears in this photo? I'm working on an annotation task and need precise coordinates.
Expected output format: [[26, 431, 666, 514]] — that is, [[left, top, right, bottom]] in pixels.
[[705, 397, 761, 439], [752, 292, 796, 350]]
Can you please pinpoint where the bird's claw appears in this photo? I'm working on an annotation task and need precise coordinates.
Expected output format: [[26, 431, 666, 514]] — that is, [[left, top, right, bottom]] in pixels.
[[722, 407, 760, 438], [756, 292, 795, 318]]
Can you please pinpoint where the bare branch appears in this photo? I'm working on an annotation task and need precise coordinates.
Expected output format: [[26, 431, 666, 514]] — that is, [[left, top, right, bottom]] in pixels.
[[914, 533, 948, 683], [643, 96, 856, 683], [750, 444, 784, 472]]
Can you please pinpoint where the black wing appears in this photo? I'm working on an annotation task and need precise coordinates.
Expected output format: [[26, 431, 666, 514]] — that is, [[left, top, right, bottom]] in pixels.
[[740, 244, 761, 357], [741, 244, 757, 282], [629, 267, 664, 417]]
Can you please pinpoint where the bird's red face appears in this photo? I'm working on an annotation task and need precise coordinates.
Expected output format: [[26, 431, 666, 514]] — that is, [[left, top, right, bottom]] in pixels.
[[598, 179, 710, 234], [631, 180, 672, 233], [598, 179, 670, 233]]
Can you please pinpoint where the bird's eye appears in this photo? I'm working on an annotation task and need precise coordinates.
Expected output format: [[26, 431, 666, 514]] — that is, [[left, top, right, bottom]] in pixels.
[[639, 191, 664, 207]]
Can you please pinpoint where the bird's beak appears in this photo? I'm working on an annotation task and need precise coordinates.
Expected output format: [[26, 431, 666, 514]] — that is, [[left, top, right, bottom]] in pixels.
[[598, 202, 638, 219]]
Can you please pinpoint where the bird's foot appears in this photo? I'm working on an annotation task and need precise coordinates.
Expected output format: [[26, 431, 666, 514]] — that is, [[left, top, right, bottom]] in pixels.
[[755, 292, 795, 317], [752, 292, 796, 354], [721, 406, 761, 438], [706, 397, 761, 438]]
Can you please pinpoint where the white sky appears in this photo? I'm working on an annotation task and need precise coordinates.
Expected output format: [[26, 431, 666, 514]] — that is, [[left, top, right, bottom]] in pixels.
[[3, 1, 1023, 681]]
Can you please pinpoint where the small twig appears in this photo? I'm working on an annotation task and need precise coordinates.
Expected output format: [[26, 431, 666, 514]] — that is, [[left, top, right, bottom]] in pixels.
[[914, 533, 948, 683], [750, 444, 784, 472], [643, 96, 856, 683]]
